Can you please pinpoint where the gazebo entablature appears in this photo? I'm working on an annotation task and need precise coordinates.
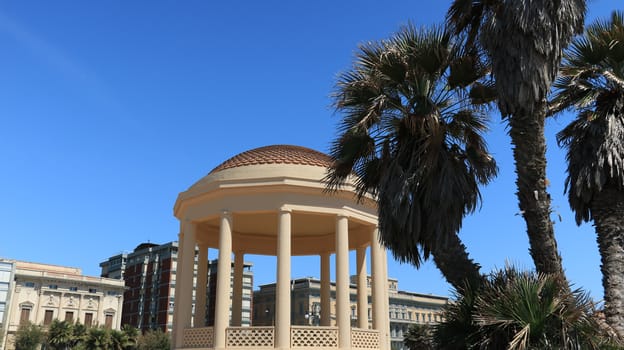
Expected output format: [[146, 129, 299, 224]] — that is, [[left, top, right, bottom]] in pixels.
[[172, 147, 391, 350]]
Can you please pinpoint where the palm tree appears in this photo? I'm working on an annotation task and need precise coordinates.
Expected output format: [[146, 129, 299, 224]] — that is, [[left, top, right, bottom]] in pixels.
[[121, 324, 139, 350], [110, 329, 130, 350], [403, 324, 435, 350], [71, 322, 87, 349], [435, 266, 611, 349], [447, 0, 586, 278], [551, 10, 624, 339], [84, 327, 111, 350], [327, 23, 498, 289], [47, 320, 74, 350]]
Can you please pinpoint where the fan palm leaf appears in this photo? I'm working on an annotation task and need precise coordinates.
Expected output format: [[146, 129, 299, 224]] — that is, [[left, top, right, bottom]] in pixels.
[[47, 320, 74, 350], [435, 267, 607, 350]]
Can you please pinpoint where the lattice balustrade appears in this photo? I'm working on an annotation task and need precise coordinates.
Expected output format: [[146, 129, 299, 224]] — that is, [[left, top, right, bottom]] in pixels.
[[351, 328, 380, 349], [226, 326, 274, 348], [183, 327, 214, 348], [291, 326, 339, 348]]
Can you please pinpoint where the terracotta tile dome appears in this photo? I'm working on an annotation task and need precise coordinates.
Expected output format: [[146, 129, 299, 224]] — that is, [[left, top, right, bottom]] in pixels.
[[210, 145, 332, 174]]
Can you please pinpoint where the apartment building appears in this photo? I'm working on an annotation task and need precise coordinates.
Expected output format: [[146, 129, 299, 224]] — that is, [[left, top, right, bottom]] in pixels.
[[101, 242, 254, 332]]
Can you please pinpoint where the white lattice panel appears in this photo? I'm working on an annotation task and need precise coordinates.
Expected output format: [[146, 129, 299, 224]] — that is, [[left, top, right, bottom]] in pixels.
[[183, 327, 214, 348], [227, 327, 274, 348], [291, 326, 339, 348], [351, 328, 380, 349]]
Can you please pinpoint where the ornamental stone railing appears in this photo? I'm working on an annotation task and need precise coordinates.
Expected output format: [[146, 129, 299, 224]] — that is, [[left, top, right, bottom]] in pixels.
[[227, 326, 274, 348], [181, 325, 380, 349], [351, 328, 380, 349], [290, 326, 339, 348], [183, 327, 214, 348]]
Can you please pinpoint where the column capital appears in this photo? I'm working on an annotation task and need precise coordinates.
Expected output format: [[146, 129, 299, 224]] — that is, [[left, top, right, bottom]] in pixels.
[[278, 206, 292, 213], [336, 212, 348, 220], [221, 210, 232, 218]]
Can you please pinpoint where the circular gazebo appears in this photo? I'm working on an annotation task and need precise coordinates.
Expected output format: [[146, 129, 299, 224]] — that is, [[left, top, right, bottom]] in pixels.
[[172, 145, 390, 350]]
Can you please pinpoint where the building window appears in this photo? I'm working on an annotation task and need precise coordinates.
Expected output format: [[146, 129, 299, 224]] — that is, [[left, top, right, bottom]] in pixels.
[[88, 288, 97, 293], [69, 287, 78, 292], [48, 284, 58, 290], [107, 290, 118, 296], [20, 307, 31, 324], [85, 313, 93, 327], [65, 311, 74, 322], [44, 310, 54, 325], [24, 282, 35, 288], [105, 314, 114, 329]]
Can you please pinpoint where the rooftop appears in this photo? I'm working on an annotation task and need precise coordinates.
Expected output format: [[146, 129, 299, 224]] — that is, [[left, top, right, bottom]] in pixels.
[[210, 144, 332, 174]]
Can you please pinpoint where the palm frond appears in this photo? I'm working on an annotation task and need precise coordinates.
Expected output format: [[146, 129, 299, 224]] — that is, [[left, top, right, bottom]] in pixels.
[[552, 10, 624, 225], [328, 22, 497, 286]]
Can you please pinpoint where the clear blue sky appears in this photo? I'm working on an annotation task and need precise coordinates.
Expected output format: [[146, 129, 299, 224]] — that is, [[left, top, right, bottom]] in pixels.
[[0, 1, 616, 300]]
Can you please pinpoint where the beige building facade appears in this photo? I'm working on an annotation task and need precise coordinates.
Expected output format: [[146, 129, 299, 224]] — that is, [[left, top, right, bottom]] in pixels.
[[2, 259, 126, 350], [173, 145, 391, 350], [254, 276, 447, 350]]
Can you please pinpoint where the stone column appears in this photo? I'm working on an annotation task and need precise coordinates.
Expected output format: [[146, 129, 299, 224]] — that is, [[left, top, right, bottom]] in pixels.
[[276, 209, 291, 349], [335, 214, 350, 349], [173, 223, 196, 348], [231, 251, 245, 326], [116, 294, 123, 329], [356, 246, 368, 329], [96, 294, 104, 326], [214, 212, 233, 349], [382, 246, 391, 350], [370, 227, 388, 350], [194, 242, 209, 327], [320, 252, 331, 327]]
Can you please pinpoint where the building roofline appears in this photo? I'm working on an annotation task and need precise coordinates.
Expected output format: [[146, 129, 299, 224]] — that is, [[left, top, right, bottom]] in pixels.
[[256, 275, 449, 300]]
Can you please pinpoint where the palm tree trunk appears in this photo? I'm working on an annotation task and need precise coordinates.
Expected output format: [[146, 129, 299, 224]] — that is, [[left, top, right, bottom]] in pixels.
[[431, 233, 482, 290], [508, 107, 564, 278], [592, 185, 624, 339]]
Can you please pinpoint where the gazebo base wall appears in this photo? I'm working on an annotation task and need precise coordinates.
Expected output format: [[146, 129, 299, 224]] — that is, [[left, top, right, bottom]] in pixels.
[[179, 326, 381, 350]]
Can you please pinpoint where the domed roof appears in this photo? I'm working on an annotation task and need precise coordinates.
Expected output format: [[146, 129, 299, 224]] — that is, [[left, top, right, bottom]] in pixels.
[[210, 145, 332, 174]]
